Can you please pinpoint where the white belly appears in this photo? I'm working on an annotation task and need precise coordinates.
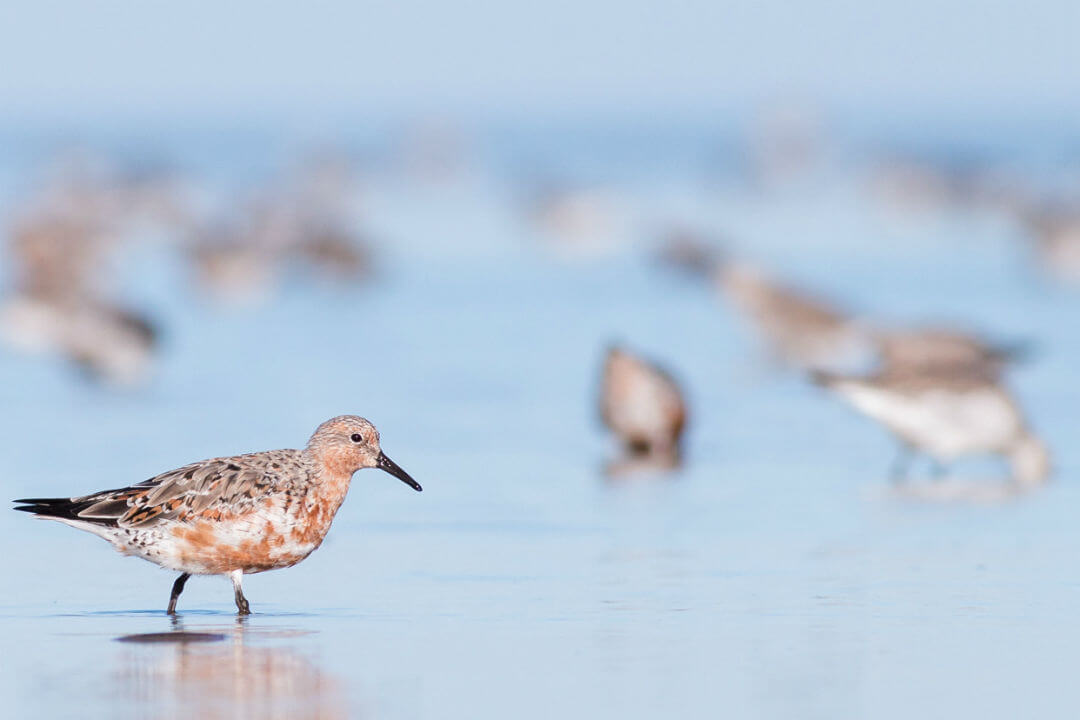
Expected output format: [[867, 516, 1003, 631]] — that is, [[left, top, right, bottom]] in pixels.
[[839, 385, 1021, 458]]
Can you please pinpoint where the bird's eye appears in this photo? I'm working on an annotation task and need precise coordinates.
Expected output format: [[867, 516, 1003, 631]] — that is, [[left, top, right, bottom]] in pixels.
[[350, 433, 363, 443]]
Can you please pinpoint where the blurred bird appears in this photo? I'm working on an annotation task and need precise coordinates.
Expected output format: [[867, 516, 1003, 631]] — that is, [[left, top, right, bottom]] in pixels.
[[7, 212, 110, 301], [872, 327, 1031, 377], [187, 178, 371, 304], [288, 224, 372, 282], [1021, 206, 1080, 284], [1, 295, 157, 386], [528, 183, 626, 258], [14, 416, 421, 614], [654, 229, 719, 277], [189, 224, 281, 306], [2, 204, 160, 386], [600, 346, 687, 461], [717, 262, 871, 371], [65, 301, 158, 385], [812, 368, 1050, 487], [868, 157, 971, 212], [656, 232, 871, 371], [864, 151, 1024, 216]]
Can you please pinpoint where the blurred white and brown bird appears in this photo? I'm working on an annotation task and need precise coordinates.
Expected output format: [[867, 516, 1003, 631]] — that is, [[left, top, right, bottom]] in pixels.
[[187, 180, 371, 304], [188, 217, 282, 305], [717, 262, 872, 371], [1, 295, 157, 386], [657, 232, 871, 371], [812, 368, 1050, 487], [599, 346, 687, 460], [1, 206, 160, 386]]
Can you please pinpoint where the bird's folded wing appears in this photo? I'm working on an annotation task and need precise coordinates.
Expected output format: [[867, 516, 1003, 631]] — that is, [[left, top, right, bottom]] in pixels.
[[77, 457, 279, 528]]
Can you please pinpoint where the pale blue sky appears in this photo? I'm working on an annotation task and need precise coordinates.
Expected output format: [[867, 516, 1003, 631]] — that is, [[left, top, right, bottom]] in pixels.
[[0, 0, 1076, 122]]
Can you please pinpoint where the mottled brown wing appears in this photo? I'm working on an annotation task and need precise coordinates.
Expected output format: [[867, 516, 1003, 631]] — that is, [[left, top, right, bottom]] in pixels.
[[76, 452, 298, 528]]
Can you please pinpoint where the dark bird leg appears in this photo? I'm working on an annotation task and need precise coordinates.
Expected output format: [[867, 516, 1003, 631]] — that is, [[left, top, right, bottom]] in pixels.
[[167, 573, 190, 615], [890, 444, 914, 484], [230, 570, 251, 615]]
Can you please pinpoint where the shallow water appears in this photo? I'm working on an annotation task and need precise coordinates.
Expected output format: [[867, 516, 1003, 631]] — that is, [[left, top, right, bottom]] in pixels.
[[2, 131, 1079, 718]]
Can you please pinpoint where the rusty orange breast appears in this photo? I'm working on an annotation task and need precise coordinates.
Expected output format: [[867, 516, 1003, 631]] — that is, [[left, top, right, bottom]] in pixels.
[[290, 472, 353, 547]]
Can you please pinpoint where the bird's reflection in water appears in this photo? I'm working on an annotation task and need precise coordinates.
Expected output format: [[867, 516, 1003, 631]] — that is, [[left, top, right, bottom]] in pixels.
[[886, 476, 1036, 504], [114, 616, 348, 719], [603, 449, 682, 482]]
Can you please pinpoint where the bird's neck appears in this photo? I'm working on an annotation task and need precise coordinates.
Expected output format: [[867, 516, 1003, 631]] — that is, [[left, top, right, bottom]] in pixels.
[[294, 460, 354, 547], [301, 449, 355, 513]]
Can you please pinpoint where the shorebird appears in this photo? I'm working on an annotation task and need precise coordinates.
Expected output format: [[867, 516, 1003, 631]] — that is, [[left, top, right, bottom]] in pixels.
[[600, 346, 687, 459], [14, 416, 421, 614], [812, 368, 1050, 487], [0, 293, 158, 386], [1, 205, 161, 386], [716, 262, 872, 371], [655, 233, 871, 371], [872, 327, 1030, 377]]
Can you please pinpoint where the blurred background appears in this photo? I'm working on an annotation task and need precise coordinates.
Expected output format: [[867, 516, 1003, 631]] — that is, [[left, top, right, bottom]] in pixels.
[[2, 2, 1080, 718]]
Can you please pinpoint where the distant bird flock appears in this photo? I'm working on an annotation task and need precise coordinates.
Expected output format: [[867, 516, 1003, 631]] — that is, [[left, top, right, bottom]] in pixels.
[[1, 154, 372, 384]]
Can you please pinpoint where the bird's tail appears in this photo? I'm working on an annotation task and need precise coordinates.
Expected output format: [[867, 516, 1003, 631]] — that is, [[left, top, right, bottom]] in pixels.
[[14, 496, 100, 523], [991, 339, 1036, 366], [808, 369, 844, 388]]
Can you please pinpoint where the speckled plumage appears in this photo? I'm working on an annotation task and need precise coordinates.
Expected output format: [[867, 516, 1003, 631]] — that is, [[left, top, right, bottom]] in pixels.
[[14, 415, 421, 613]]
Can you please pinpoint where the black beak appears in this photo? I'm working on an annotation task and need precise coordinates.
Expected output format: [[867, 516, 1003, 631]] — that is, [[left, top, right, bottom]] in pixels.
[[376, 452, 422, 492]]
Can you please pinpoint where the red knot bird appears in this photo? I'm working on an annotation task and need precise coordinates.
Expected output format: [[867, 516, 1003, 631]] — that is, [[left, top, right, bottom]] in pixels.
[[812, 368, 1050, 487], [600, 346, 687, 461], [14, 416, 421, 614]]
